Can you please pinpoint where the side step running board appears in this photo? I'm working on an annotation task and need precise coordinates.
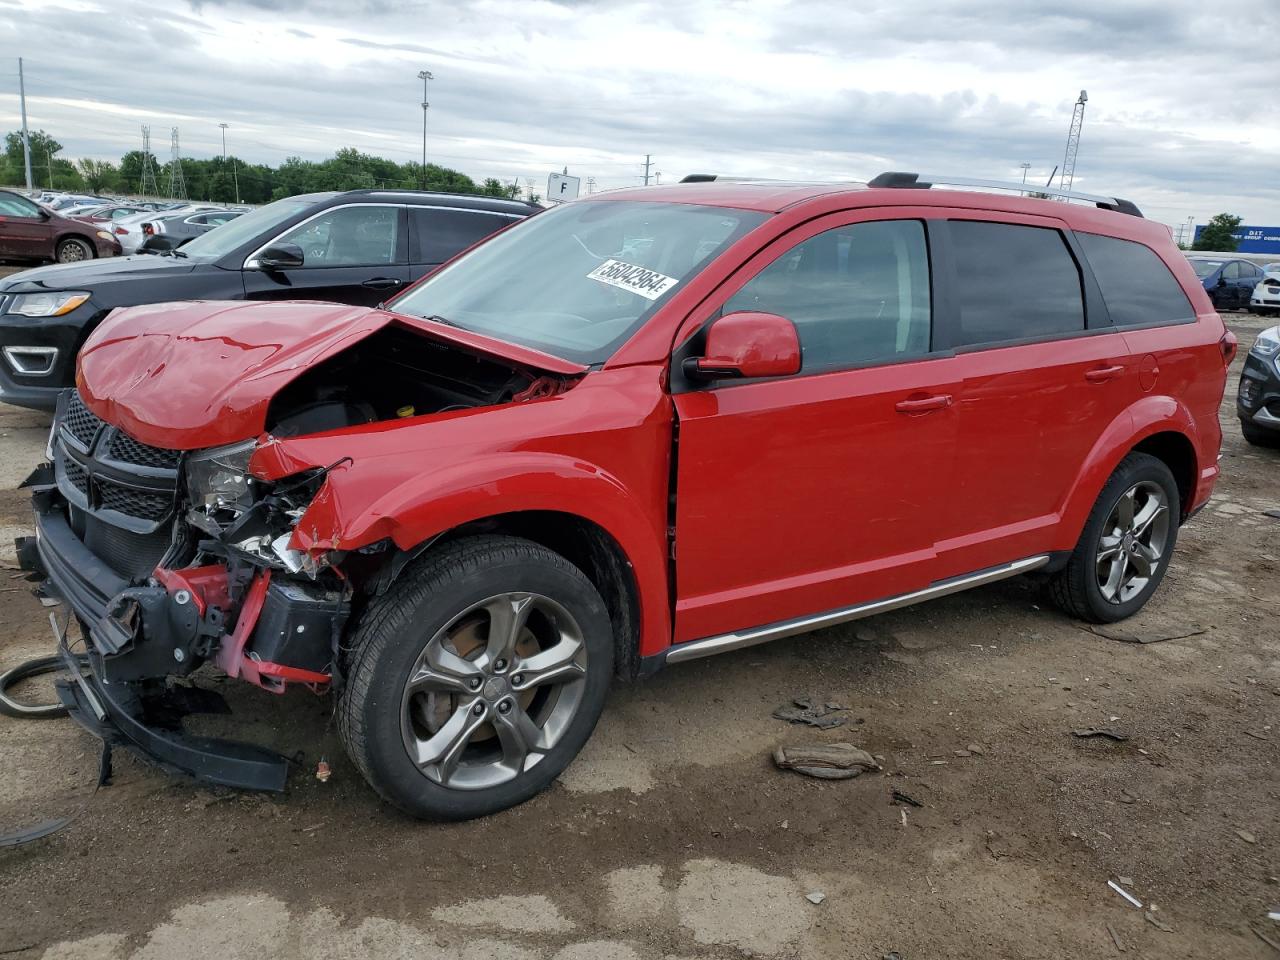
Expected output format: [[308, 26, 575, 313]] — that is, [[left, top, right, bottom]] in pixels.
[[665, 555, 1050, 664]]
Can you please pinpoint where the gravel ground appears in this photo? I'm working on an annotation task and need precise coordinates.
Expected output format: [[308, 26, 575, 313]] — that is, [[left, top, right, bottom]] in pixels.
[[0, 314, 1276, 960]]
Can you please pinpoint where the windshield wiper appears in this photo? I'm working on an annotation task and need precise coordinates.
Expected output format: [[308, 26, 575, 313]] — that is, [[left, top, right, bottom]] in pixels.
[[424, 314, 461, 329]]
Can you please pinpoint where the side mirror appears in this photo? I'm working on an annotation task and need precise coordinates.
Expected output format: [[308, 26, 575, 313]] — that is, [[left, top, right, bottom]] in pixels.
[[685, 310, 801, 381], [254, 242, 305, 271]]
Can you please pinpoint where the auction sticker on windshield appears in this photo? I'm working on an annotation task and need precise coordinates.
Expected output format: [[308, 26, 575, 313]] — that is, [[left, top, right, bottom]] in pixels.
[[587, 260, 679, 301]]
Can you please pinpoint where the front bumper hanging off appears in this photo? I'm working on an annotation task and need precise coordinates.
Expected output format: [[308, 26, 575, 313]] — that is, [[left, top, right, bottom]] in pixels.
[[22, 466, 290, 792]]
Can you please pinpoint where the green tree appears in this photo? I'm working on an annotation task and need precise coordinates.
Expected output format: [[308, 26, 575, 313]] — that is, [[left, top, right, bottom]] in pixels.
[[1192, 213, 1243, 252], [76, 158, 118, 193], [5, 129, 62, 169]]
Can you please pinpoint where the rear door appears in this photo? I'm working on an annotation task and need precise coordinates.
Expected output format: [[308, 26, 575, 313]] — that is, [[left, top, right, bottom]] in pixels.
[[671, 211, 958, 643], [0, 192, 54, 260], [930, 215, 1133, 579], [408, 206, 522, 276], [242, 203, 410, 306]]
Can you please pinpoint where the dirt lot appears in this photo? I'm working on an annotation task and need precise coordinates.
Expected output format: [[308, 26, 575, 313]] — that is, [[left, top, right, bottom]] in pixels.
[[0, 315, 1276, 960]]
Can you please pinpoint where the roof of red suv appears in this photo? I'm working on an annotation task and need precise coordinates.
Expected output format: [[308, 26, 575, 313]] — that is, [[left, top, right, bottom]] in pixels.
[[594, 179, 1172, 247]]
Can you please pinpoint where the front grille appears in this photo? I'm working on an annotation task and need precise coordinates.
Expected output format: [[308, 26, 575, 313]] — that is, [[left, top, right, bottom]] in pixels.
[[80, 513, 172, 579], [106, 431, 182, 470], [63, 391, 104, 448], [63, 457, 90, 498], [98, 480, 174, 522]]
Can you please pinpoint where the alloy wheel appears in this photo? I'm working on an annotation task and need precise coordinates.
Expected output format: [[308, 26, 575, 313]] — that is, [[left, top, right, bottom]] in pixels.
[[1094, 480, 1171, 604], [399, 592, 588, 790]]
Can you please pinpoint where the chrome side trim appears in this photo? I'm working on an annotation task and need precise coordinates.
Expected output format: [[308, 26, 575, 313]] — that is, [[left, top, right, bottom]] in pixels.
[[3, 346, 58, 375], [665, 555, 1051, 664]]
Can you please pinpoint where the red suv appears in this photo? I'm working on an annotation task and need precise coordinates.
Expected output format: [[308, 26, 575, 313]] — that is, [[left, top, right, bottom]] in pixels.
[[23, 173, 1232, 819]]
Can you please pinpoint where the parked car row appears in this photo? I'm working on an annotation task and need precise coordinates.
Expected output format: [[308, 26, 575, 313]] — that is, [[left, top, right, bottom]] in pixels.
[[11, 173, 1245, 821], [1187, 255, 1280, 313], [0, 189, 121, 263]]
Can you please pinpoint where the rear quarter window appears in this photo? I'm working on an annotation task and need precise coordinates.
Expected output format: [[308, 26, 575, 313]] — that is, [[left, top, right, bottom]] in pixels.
[[412, 208, 518, 264], [1077, 233, 1195, 327]]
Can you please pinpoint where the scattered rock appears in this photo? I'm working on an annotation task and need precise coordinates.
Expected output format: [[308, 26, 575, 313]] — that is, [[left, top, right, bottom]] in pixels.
[[773, 743, 880, 780], [1072, 728, 1129, 742], [1144, 911, 1174, 933], [966, 743, 985, 755], [805, 891, 825, 905], [1236, 829, 1258, 844]]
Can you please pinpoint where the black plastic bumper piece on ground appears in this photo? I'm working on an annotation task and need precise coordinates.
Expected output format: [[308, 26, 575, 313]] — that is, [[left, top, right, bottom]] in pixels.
[[32, 503, 290, 793]]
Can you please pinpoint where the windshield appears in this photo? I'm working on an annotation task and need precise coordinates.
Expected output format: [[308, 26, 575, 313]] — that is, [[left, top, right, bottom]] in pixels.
[[1190, 259, 1222, 278], [178, 196, 325, 260], [389, 200, 767, 364]]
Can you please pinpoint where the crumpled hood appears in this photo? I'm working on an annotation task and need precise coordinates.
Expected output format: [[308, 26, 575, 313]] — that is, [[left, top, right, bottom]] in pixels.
[[77, 300, 585, 450]]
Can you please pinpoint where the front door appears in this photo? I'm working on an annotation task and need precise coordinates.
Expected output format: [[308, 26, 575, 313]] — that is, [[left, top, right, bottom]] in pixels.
[[242, 204, 410, 306], [671, 213, 957, 643], [0, 192, 54, 261]]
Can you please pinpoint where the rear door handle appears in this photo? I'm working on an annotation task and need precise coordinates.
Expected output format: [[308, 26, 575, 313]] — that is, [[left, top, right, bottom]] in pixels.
[[1085, 365, 1125, 383], [895, 394, 952, 413], [362, 277, 403, 290]]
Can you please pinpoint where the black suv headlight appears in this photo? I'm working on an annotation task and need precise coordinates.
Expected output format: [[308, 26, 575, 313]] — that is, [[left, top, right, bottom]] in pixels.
[[7, 292, 90, 317], [185, 440, 256, 512]]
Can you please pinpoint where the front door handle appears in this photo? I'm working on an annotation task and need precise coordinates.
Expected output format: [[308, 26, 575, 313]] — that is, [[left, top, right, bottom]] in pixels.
[[895, 393, 952, 413], [1085, 365, 1125, 383], [362, 277, 403, 290]]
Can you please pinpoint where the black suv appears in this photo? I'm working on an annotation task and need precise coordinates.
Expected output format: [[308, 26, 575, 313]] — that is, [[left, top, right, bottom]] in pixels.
[[0, 190, 538, 411]]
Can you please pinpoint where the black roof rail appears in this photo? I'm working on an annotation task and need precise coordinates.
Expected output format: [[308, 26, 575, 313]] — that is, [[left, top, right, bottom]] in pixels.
[[680, 174, 719, 183], [867, 171, 1143, 218]]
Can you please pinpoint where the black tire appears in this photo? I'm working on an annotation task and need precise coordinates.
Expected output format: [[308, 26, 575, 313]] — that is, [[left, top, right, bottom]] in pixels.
[[1241, 420, 1280, 448], [55, 237, 93, 263], [1049, 453, 1180, 623], [338, 535, 613, 820]]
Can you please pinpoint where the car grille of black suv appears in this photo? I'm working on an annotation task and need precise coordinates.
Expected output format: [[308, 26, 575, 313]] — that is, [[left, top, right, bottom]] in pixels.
[[53, 391, 181, 579]]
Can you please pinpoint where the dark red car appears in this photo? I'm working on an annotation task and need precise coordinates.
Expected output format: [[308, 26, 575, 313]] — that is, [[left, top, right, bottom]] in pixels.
[[24, 173, 1231, 819], [0, 190, 122, 263]]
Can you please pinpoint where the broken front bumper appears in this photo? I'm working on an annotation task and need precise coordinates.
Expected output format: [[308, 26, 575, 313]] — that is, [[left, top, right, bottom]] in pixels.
[[23, 468, 290, 792]]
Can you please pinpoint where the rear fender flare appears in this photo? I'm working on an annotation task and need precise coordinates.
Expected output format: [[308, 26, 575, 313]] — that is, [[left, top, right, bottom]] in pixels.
[[293, 452, 672, 656], [1059, 395, 1200, 543]]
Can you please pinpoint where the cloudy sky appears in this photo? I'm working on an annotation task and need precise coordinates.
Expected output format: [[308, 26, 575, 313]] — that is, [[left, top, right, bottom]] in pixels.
[[1, 0, 1278, 231]]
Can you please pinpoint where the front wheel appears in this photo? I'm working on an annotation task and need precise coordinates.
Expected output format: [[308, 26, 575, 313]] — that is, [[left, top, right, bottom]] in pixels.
[[1242, 420, 1280, 448], [1049, 453, 1180, 623], [55, 237, 94, 263], [339, 535, 613, 820]]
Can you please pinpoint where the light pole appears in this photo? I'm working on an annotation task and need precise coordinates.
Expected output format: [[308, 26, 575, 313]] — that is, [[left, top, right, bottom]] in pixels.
[[1019, 162, 1031, 185], [417, 69, 433, 190], [218, 122, 240, 205]]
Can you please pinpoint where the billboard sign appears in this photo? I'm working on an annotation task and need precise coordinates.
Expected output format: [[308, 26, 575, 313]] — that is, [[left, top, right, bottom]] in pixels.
[[1193, 224, 1280, 255]]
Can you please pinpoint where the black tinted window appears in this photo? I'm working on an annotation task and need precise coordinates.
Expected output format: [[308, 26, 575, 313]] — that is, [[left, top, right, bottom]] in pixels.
[[949, 221, 1084, 345], [414, 208, 516, 264], [1076, 233, 1195, 326], [1223, 262, 1240, 280], [725, 219, 931, 373]]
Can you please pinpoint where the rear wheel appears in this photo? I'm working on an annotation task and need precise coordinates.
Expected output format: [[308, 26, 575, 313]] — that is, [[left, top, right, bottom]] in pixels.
[[55, 237, 93, 263], [1049, 453, 1179, 623], [339, 535, 613, 820]]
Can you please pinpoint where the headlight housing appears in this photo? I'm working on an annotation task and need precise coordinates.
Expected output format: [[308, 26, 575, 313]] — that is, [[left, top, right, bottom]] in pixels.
[[1250, 327, 1280, 361], [95, 230, 114, 241], [7, 292, 90, 317], [185, 440, 256, 512]]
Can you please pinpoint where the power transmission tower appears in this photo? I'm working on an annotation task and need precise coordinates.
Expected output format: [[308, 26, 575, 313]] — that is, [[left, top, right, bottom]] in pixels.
[[139, 126, 160, 197], [168, 127, 187, 200], [642, 154, 653, 186], [1058, 90, 1087, 192]]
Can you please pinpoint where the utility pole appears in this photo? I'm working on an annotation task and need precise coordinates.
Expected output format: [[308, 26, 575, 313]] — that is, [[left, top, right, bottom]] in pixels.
[[417, 69, 433, 190], [18, 58, 33, 193], [1059, 90, 1087, 192], [643, 154, 653, 186], [587, 177, 596, 195], [1019, 162, 1031, 185], [218, 122, 240, 204]]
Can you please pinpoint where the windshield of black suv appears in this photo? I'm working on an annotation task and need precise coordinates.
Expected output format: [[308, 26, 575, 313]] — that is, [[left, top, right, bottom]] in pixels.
[[1190, 259, 1222, 278], [389, 200, 768, 364], [178, 195, 331, 261]]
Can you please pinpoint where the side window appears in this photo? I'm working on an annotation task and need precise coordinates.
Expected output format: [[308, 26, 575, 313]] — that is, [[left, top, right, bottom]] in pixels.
[[723, 219, 931, 373], [0, 193, 40, 218], [1241, 262, 1259, 279], [1076, 232, 1195, 326], [1223, 262, 1240, 280], [948, 221, 1084, 346], [275, 205, 400, 267], [414, 208, 515, 263]]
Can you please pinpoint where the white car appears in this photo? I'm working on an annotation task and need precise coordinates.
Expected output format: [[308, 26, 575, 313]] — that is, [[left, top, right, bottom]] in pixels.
[[109, 204, 224, 253], [1250, 263, 1280, 317]]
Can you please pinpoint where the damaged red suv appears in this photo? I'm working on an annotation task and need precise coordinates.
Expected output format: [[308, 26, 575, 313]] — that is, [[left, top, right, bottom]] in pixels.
[[23, 173, 1232, 819]]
